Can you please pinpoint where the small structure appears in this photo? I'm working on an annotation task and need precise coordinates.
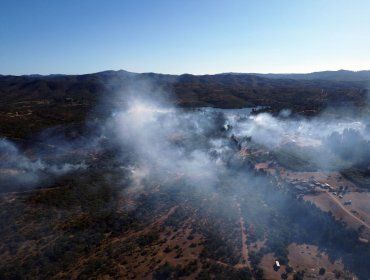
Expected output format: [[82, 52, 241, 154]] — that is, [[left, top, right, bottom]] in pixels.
[[273, 260, 281, 271], [344, 200, 352, 205], [294, 185, 307, 192], [359, 237, 369, 243], [223, 124, 232, 131]]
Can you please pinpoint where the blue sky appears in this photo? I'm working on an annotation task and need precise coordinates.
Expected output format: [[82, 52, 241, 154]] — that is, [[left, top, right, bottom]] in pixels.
[[1, 0, 369, 75]]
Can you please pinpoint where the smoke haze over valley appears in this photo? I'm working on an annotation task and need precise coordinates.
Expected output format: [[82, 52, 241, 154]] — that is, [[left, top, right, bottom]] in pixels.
[[1, 72, 370, 279]]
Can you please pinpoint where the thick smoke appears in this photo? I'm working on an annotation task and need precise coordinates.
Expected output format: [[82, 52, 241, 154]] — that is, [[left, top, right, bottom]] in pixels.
[[96, 82, 370, 192], [1, 79, 370, 191], [224, 112, 370, 170], [106, 90, 370, 185], [108, 97, 229, 189], [0, 138, 88, 190]]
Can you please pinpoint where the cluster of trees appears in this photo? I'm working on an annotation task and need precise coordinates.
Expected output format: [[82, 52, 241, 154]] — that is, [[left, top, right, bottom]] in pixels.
[[0, 168, 137, 279], [196, 263, 252, 280], [153, 260, 198, 279]]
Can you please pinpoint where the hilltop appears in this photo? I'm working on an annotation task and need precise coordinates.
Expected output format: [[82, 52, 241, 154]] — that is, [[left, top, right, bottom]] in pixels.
[[0, 69, 368, 139]]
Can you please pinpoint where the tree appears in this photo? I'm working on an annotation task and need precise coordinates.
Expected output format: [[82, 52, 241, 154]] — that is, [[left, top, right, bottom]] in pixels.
[[319, 267, 326, 275]]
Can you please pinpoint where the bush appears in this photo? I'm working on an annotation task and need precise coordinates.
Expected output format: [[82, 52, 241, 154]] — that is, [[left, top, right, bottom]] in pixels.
[[319, 267, 326, 275]]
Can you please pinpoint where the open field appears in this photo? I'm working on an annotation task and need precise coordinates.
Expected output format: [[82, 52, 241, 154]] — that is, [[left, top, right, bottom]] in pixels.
[[287, 243, 355, 280], [305, 192, 370, 239]]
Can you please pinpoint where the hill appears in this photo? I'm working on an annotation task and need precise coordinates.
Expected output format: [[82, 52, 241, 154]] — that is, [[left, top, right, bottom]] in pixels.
[[248, 69, 370, 82], [0, 70, 368, 138]]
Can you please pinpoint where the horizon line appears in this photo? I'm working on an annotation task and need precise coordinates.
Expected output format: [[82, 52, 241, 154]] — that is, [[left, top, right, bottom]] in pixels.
[[1, 68, 370, 77]]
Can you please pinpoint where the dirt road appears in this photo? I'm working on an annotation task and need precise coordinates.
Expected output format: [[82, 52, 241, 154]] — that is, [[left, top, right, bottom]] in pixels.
[[236, 202, 251, 268], [326, 192, 370, 230]]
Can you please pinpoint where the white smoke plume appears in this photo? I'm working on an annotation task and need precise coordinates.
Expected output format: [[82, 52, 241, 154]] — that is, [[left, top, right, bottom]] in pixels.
[[103, 83, 370, 186], [1, 78, 370, 192], [109, 97, 226, 189], [0, 138, 87, 190]]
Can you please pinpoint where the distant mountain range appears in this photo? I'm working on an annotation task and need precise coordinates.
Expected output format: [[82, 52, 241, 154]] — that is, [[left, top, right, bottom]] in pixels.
[[0, 69, 368, 109], [0, 69, 369, 138], [246, 70, 370, 82], [1, 69, 370, 82]]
